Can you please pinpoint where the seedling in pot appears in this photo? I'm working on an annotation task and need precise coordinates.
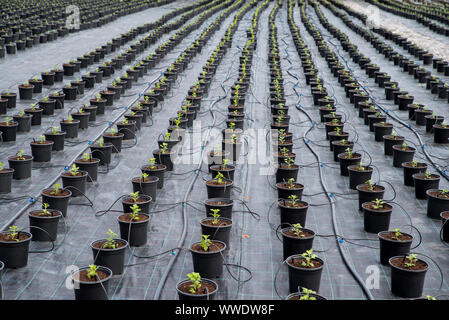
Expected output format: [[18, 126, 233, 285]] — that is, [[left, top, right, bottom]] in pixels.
[[39, 203, 51, 216], [187, 272, 202, 294], [391, 228, 403, 241], [87, 264, 99, 279], [160, 143, 169, 154], [210, 209, 221, 225], [291, 223, 305, 238], [129, 204, 141, 221], [372, 199, 385, 210], [16, 150, 25, 160], [365, 180, 376, 191], [50, 183, 61, 195], [300, 288, 317, 300], [148, 158, 157, 169], [301, 249, 317, 267], [130, 191, 140, 203], [286, 178, 297, 189], [103, 229, 120, 249], [214, 172, 225, 185], [284, 157, 294, 168], [404, 253, 418, 268], [70, 164, 79, 176], [200, 234, 212, 251], [8, 225, 20, 242], [83, 153, 91, 161]]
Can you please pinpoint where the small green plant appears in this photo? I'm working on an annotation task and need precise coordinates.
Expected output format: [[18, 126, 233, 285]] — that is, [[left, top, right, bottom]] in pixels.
[[8, 226, 20, 242], [102, 229, 119, 249], [214, 172, 225, 184], [301, 249, 317, 267], [69, 164, 79, 176], [83, 153, 91, 161], [39, 135, 46, 143], [141, 172, 149, 181], [187, 272, 201, 294], [299, 288, 317, 300], [200, 234, 212, 251], [372, 199, 384, 210], [286, 178, 296, 189], [98, 138, 104, 147], [129, 204, 141, 221], [5, 117, 11, 126], [210, 209, 221, 225], [365, 180, 375, 191], [0, 162, 4, 171], [148, 158, 156, 169], [424, 171, 432, 179], [160, 142, 169, 153], [404, 253, 418, 268], [51, 183, 61, 195], [130, 191, 140, 202], [86, 264, 99, 279], [39, 203, 51, 216], [291, 223, 305, 238], [391, 228, 403, 241], [288, 194, 299, 206], [16, 150, 25, 160]]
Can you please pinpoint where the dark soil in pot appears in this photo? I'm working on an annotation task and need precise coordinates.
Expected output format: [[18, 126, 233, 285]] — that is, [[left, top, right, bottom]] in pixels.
[[440, 211, 449, 243], [176, 278, 218, 300], [210, 164, 235, 181]]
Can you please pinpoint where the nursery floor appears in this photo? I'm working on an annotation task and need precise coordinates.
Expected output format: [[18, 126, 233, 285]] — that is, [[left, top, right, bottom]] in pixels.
[[0, 0, 448, 300]]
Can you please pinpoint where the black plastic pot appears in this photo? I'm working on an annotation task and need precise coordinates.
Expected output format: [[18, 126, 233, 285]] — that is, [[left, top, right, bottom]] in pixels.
[[28, 210, 61, 241], [426, 189, 449, 219], [356, 183, 385, 211], [141, 164, 166, 189], [337, 153, 362, 176], [73, 266, 112, 300], [362, 202, 392, 233], [60, 120, 80, 139], [39, 99, 56, 115], [0, 169, 14, 194], [278, 200, 309, 226], [348, 166, 373, 190], [75, 158, 100, 182], [440, 212, 449, 243], [392, 145, 415, 168], [91, 239, 128, 275], [41, 188, 72, 217], [190, 240, 226, 279], [384, 135, 404, 156], [8, 156, 33, 180], [71, 113, 89, 129], [132, 177, 159, 202], [44, 131, 66, 151], [433, 125, 449, 143], [61, 171, 88, 197], [206, 180, 233, 199], [117, 213, 149, 246], [412, 174, 440, 200], [103, 133, 124, 153], [389, 256, 428, 298], [378, 231, 413, 265], [176, 278, 218, 300], [30, 141, 54, 162], [281, 227, 315, 260], [204, 198, 233, 219], [277, 182, 304, 200], [287, 255, 324, 293], [275, 165, 299, 183], [117, 121, 136, 140], [402, 162, 427, 187], [200, 218, 232, 247], [90, 143, 113, 165], [13, 115, 31, 132], [0, 231, 32, 268], [0, 122, 19, 141], [24, 108, 43, 126]]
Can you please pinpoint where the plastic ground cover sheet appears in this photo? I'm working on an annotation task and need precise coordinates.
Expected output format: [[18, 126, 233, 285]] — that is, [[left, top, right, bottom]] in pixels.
[[0, 0, 448, 300]]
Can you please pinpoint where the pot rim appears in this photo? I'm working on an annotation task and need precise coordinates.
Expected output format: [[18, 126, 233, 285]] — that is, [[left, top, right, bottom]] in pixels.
[[132, 176, 160, 183], [117, 213, 150, 224], [426, 189, 449, 200], [278, 199, 309, 209], [176, 278, 218, 297], [388, 255, 428, 273], [90, 238, 128, 251], [0, 231, 32, 244], [72, 265, 113, 284], [204, 198, 233, 207], [41, 187, 72, 198], [200, 217, 233, 228], [281, 227, 315, 240], [28, 209, 62, 219], [286, 254, 324, 271], [190, 240, 227, 254], [377, 230, 413, 243], [285, 292, 327, 300]]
